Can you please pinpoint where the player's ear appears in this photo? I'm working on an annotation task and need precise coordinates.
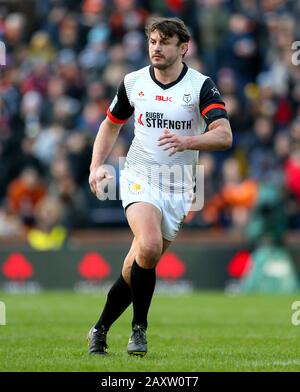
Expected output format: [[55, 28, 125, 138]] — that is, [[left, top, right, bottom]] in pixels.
[[181, 42, 188, 57]]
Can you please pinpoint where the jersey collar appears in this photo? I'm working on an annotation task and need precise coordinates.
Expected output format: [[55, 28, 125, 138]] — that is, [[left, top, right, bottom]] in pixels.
[[149, 63, 188, 90]]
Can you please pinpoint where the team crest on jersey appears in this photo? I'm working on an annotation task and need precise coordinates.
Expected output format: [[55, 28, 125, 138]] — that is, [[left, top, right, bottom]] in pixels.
[[129, 182, 144, 195], [181, 93, 195, 112], [183, 94, 192, 103]]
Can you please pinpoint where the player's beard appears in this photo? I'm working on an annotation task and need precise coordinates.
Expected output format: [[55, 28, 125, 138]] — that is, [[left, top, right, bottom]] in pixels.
[[151, 53, 179, 70]]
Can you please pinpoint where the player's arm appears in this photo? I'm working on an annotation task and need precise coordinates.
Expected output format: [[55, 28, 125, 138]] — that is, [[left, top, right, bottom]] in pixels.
[[184, 117, 232, 152], [89, 117, 122, 197], [90, 117, 122, 171], [188, 77, 232, 151], [89, 80, 134, 196], [158, 77, 232, 156]]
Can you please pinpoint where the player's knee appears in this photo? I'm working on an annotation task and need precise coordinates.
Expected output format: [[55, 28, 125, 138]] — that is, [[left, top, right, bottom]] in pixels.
[[136, 237, 162, 266]]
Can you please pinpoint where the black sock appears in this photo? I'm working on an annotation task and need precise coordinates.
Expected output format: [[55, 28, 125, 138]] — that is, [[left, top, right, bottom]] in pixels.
[[130, 260, 156, 329], [95, 274, 132, 331]]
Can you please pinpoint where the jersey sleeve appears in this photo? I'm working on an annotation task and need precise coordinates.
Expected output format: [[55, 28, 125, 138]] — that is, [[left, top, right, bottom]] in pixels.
[[199, 77, 228, 126], [107, 79, 134, 124]]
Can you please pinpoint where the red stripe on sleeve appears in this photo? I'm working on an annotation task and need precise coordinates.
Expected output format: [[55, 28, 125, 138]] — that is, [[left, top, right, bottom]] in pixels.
[[107, 110, 127, 124], [201, 103, 226, 117]]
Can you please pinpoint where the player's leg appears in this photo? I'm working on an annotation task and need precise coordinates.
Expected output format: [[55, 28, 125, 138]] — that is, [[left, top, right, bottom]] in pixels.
[[126, 201, 163, 328], [95, 239, 136, 328], [88, 201, 171, 356], [88, 239, 136, 355], [92, 233, 171, 333], [121, 237, 137, 284], [97, 234, 171, 332], [125, 201, 167, 356], [122, 237, 171, 284], [88, 234, 170, 355]]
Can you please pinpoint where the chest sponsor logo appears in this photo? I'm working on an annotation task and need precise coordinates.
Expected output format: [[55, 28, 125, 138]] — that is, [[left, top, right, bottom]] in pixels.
[[155, 95, 173, 102], [145, 112, 192, 130]]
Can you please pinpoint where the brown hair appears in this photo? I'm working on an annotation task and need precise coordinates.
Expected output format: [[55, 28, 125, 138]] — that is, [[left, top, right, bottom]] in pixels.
[[145, 17, 190, 45]]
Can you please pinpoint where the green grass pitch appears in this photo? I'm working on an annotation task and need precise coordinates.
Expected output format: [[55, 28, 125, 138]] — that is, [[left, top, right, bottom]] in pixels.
[[0, 291, 300, 371]]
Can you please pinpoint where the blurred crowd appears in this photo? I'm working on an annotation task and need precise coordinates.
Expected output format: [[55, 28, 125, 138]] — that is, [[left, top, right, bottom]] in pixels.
[[1, 0, 300, 247]]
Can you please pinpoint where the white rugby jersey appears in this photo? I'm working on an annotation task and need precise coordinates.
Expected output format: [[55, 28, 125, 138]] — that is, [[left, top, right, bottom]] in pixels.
[[107, 63, 227, 193]]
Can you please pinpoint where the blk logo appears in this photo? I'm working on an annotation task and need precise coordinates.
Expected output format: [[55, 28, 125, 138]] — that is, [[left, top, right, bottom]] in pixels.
[[155, 95, 172, 102]]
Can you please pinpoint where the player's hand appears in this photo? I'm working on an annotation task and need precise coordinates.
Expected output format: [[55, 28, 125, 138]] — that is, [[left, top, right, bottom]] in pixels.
[[157, 128, 188, 157], [89, 166, 113, 199]]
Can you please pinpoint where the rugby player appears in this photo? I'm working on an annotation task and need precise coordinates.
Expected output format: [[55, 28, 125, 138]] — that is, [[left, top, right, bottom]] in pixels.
[[88, 17, 232, 356]]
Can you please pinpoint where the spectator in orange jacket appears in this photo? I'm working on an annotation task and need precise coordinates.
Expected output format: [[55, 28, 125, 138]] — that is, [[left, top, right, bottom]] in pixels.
[[6, 166, 47, 226]]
